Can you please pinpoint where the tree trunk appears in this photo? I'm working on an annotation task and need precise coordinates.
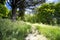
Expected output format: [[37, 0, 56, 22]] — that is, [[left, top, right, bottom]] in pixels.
[[11, 7, 17, 21], [19, 8, 25, 20], [18, 0, 25, 20]]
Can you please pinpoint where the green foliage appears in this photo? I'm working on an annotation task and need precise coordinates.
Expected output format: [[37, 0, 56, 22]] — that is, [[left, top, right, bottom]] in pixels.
[[36, 25, 60, 40], [54, 3, 60, 24], [0, 19, 31, 40], [35, 3, 55, 24], [24, 14, 37, 23], [0, 0, 6, 5], [24, 3, 60, 25], [55, 3, 60, 15], [7, 10, 12, 19], [0, 4, 9, 18]]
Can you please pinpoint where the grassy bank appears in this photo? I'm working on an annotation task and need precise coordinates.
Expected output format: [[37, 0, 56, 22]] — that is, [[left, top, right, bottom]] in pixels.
[[36, 24, 60, 40]]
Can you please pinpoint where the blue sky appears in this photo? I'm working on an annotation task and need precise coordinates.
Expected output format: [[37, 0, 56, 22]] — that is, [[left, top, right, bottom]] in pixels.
[[46, 0, 58, 3], [6, 2, 11, 10], [6, 0, 58, 10]]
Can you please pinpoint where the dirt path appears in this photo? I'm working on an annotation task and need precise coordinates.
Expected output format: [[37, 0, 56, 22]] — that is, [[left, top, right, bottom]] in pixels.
[[25, 22, 47, 40]]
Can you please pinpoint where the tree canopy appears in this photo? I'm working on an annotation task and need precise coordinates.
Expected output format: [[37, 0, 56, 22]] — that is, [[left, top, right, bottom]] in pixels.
[[35, 3, 60, 24], [0, 0, 6, 5], [6, 0, 45, 20]]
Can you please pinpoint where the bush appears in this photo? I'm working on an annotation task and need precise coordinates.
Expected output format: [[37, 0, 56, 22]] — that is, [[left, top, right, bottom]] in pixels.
[[0, 19, 31, 40], [36, 25, 60, 40]]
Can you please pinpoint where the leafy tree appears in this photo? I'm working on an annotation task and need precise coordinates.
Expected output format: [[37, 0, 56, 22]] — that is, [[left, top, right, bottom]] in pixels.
[[18, 0, 45, 20], [7, 0, 18, 20], [7, 0, 45, 20], [36, 3, 55, 24]]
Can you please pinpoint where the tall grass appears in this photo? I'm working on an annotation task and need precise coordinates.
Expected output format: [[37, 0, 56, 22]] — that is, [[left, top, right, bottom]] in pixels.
[[36, 25, 60, 40], [0, 19, 31, 40]]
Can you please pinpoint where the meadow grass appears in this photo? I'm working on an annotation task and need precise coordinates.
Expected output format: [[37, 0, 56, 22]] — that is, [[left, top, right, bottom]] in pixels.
[[36, 24, 60, 40], [0, 19, 31, 40]]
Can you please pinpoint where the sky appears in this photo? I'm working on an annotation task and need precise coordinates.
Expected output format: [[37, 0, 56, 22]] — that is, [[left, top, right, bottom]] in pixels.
[[6, 0, 58, 10], [46, 0, 58, 3], [6, 2, 11, 10]]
